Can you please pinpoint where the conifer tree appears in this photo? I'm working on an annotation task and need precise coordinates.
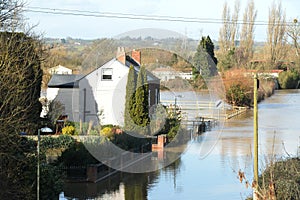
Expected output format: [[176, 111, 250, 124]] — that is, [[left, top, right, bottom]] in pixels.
[[193, 36, 218, 78], [133, 66, 149, 129], [204, 36, 218, 65], [124, 66, 136, 130]]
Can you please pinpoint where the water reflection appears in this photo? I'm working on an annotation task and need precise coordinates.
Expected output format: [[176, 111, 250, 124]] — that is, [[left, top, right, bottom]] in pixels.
[[61, 90, 300, 200], [62, 159, 182, 200]]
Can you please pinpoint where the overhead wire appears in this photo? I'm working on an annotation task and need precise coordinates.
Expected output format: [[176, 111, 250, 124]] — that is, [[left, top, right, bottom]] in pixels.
[[24, 6, 298, 26]]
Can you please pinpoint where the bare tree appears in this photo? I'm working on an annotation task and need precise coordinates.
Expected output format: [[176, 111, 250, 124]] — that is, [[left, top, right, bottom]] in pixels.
[[265, 1, 287, 66], [230, 0, 240, 47], [0, 1, 46, 199], [239, 0, 257, 65], [0, 0, 24, 30], [287, 18, 300, 58], [218, 0, 241, 71], [219, 1, 231, 54], [0, 32, 43, 134]]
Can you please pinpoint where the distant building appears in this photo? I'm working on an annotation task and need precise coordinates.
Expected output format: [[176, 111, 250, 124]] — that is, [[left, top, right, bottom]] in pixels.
[[152, 67, 193, 81], [46, 48, 160, 126], [247, 69, 284, 78], [48, 65, 72, 75]]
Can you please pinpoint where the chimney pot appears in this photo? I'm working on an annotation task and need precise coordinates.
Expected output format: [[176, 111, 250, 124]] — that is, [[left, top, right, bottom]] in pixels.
[[131, 49, 141, 65], [116, 47, 126, 64]]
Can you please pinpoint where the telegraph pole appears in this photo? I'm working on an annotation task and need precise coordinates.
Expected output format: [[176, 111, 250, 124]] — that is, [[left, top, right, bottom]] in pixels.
[[253, 74, 259, 199]]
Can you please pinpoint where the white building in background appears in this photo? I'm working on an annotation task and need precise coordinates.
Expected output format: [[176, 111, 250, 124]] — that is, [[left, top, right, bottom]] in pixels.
[[47, 48, 160, 126], [48, 65, 73, 75], [40, 65, 73, 117], [152, 67, 193, 81]]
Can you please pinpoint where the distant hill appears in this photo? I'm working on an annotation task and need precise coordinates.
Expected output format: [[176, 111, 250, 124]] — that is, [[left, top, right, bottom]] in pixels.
[[114, 28, 186, 40]]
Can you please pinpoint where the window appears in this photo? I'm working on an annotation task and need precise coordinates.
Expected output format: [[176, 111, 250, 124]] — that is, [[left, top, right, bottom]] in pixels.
[[102, 68, 113, 80]]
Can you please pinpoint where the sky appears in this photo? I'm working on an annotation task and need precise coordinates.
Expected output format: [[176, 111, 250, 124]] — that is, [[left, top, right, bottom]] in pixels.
[[24, 0, 300, 41]]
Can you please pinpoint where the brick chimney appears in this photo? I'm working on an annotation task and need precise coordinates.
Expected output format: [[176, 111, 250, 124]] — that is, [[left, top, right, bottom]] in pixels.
[[131, 49, 141, 65], [116, 47, 126, 64]]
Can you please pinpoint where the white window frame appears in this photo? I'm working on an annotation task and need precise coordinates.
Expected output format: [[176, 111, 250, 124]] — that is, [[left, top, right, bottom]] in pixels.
[[101, 68, 113, 80]]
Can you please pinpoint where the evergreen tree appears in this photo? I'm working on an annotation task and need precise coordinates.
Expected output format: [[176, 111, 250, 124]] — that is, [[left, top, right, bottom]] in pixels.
[[193, 36, 218, 78], [193, 39, 208, 78], [133, 66, 149, 130], [205, 36, 218, 65], [124, 66, 137, 130], [170, 53, 178, 66]]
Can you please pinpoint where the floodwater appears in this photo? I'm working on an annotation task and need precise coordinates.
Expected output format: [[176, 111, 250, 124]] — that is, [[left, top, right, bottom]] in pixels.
[[60, 89, 300, 200]]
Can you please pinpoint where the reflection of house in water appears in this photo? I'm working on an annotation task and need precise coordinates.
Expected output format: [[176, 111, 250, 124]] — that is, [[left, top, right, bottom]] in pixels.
[[152, 66, 193, 81], [46, 48, 160, 126], [63, 171, 161, 200]]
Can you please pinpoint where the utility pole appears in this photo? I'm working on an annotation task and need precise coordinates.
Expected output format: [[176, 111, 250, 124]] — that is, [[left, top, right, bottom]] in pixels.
[[253, 74, 259, 199]]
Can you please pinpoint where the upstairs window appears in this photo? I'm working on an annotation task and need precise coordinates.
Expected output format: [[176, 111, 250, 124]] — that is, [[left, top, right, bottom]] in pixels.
[[102, 68, 113, 80]]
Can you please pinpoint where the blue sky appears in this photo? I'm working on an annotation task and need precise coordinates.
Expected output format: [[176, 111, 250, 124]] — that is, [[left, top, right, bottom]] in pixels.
[[25, 0, 300, 41]]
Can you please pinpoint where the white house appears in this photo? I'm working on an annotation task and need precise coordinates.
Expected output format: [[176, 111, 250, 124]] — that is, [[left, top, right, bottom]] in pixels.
[[48, 65, 73, 75], [152, 67, 193, 81], [47, 48, 160, 126]]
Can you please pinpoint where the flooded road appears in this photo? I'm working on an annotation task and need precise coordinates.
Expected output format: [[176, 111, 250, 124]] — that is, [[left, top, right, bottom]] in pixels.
[[60, 89, 300, 200]]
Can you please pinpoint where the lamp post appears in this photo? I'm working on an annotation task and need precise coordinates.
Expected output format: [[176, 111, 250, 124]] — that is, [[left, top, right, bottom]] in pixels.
[[174, 94, 183, 116], [37, 126, 52, 200], [37, 129, 40, 200]]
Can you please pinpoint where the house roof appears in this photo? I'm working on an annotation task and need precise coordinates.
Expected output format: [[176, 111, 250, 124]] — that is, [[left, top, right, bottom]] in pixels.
[[47, 54, 160, 89], [48, 74, 83, 88], [124, 55, 160, 82], [49, 64, 72, 70], [83, 55, 160, 82]]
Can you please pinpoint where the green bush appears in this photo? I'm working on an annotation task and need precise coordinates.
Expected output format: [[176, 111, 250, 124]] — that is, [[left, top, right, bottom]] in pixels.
[[167, 124, 180, 141], [40, 135, 75, 150], [258, 158, 300, 200], [64, 120, 75, 127], [278, 70, 300, 89], [56, 142, 99, 166], [226, 84, 251, 107]]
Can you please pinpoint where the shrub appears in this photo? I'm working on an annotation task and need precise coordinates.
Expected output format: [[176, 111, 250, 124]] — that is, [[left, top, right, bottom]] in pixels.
[[278, 70, 300, 89], [64, 121, 75, 127], [167, 124, 180, 141], [257, 158, 300, 200], [226, 84, 251, 107], [40, 135, 75, 150], [56, 142, 99, 166], [62, 126, 76, 136]]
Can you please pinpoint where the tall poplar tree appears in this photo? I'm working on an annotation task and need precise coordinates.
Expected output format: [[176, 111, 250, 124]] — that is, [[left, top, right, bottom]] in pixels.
[[266, 1, 287, 66], [133, 66, 149, 129], [124, 66, 137, 130], [239, 0, 257, 65], [218, 0, 241, 71]]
